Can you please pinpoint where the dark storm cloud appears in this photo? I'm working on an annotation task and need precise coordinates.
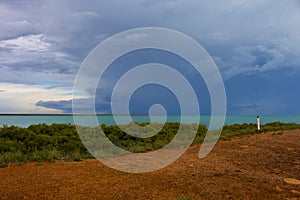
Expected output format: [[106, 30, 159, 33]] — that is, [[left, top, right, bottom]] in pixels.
[[36, 100, 73, 113], [36, 98, 111, 114], [1, 0, 299, 81], [1, 0, 300, 114]]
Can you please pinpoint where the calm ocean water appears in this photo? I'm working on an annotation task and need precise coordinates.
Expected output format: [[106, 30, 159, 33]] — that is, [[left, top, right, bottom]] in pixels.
[[0, 115, 300, 128]]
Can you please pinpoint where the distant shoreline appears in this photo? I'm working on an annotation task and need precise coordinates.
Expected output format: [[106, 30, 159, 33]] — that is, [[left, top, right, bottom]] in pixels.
[[0, 114, 299, 116], [0, 114, 156, 116], [1, 115, 300, 128]]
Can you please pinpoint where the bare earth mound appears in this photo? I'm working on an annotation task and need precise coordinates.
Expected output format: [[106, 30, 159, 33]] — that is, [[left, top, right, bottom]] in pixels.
[[0, 129, 299, 199]]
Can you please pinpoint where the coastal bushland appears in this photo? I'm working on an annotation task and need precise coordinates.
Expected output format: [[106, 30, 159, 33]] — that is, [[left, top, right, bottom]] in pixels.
[[0, 122, 299, 167]]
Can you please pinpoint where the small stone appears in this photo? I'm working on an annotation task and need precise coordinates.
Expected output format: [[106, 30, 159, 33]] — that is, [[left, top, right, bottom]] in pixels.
[[240, 145, 249, 148], [283, 178, 300, 185], [291, 190, 300, 194], [275, 185, 283, 192], [286, 148, 295, 151], [213, 173, 223, 177]]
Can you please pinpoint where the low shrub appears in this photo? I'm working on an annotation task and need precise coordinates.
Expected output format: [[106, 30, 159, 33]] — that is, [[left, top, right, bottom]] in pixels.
[[0, 121, 299, 166]]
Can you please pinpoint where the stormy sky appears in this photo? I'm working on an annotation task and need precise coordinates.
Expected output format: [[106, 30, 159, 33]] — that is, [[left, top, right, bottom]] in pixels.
[[0, 0, 300, 115]]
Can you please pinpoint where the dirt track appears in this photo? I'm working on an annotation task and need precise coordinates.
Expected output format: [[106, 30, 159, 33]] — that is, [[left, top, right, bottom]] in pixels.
[[0, 129, 299, 199]]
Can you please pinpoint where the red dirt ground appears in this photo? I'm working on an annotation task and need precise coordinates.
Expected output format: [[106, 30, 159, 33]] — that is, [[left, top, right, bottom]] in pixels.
[[0, 129, 299, 199]]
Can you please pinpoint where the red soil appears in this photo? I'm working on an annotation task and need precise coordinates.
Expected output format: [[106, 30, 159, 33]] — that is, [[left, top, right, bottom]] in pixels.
[[0, 129, 299, 199]]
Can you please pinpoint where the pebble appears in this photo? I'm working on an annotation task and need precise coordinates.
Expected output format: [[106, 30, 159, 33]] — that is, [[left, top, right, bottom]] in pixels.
[[283, 178, 300, 185], [240, 145, 249, 148], [275, 185, 283, 192], [291, 190, 300, 194]]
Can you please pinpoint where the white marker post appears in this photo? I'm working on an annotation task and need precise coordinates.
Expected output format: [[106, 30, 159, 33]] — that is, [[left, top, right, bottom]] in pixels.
[[257, 116, 261, 131]]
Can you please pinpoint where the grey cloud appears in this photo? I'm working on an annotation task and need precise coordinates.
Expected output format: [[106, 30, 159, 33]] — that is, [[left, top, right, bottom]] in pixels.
[[0, 20, 36, 40], [0, 34, 79, 74], [230, 100, 287, 115], [45, 83, 73, 90], [0, 65, 75, 85], [36, 100, 72, 113], [218, 45, 288, 79], [1, 0, 299, 83], [71, 11, 100, 18], [164, 1, 300, 78], [36, 98, 111, 114]]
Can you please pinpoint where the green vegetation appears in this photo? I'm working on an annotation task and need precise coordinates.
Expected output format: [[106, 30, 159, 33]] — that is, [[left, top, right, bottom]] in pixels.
[[0, 122, 299, 167], [0, 124, 92, 165], [221, 122, 300, 140]]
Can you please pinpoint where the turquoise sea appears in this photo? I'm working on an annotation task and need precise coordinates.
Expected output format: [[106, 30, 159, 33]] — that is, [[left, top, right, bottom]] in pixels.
[[0, 115, 300, 128]]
